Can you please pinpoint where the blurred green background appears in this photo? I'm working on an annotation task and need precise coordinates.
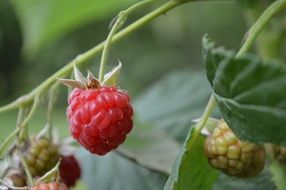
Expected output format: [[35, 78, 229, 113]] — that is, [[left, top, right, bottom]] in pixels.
[[0, 0, 280, 190]]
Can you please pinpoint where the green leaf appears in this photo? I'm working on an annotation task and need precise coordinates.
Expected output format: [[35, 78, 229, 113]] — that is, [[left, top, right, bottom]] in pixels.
[[76, 150, 167, 190], [118, 123, 180, 174], [213, 168, 275, 190], [164, 126, 219, 190], [134, 70, 219, 141], [203, 36, 286, 144], [11, 0, 135, 54]]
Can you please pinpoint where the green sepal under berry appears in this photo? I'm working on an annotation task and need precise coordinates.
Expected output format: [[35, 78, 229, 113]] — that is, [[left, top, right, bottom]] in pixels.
[[204, 120, 265, 178], [58, 62, 122, 89], [24, 136, 59, 177], [193, 117, 219, 136], [202, 35, 286, 145]]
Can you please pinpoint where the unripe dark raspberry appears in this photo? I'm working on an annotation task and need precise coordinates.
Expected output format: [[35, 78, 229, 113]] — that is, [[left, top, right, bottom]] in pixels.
[[272, 145, 286, 164], [60, 155, 81, 187], [30, 182, 68, 190], [204, 120, 265, 178], [8, 173, 26, 187], [24, 137, 60, 177], [67, 87, 133, 155]]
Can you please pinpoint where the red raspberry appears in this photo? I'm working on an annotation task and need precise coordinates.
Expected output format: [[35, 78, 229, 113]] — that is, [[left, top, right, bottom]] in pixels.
[[30, 182, 68, 190], [67, 86, 133, 155], [59, 155, 81, 187]]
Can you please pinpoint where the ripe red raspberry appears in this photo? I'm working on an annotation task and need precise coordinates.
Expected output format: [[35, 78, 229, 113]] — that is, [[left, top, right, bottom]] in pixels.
[[30, 182, 68, 190], [204, 120, 265, 178], [59, 155, 81, 187], [67, 86, 133, 155]]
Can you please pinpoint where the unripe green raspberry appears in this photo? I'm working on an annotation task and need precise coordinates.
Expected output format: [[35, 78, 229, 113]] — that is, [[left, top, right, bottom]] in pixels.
[[204, 120, 265, 178], [272, 145, 286, 164], [24, 137, 60, 177]]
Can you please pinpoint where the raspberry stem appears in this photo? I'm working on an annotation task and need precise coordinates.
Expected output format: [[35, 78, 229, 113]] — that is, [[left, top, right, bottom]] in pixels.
[[187, 95, 217, 150], [98, 0, 155, 82], [46, 82, 60, 139], [236, 0, 286, 58], [17, 149, 33, 187], [36, 159, 61, 183], [0, 97, 39, 157], [0, 127, 21, 156], [0, 0, 186, 113]]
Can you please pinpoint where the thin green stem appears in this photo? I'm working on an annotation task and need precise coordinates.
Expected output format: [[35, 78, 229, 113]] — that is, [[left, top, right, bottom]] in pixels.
[[236, 0, 286, 58], [99, 15, 124, 82], [187, 95, 216, 149], [98, 0, 155, 82], [37, 159, 61, 183], [0, 107, 27, 157], [19, 97, 39, 142], [46, 82, 59, 139], [17, 149, 33, 187], [0, 0, 183, 113], [0, 127, 21, 157], [20, 97, 39, 128]]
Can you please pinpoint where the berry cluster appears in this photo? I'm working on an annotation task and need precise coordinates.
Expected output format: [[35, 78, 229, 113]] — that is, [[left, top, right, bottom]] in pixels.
[[204, 120, 265, 178]]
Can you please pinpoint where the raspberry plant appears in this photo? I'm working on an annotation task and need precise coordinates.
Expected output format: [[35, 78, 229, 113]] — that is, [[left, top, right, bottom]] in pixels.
[[0, 0, 286, 189]]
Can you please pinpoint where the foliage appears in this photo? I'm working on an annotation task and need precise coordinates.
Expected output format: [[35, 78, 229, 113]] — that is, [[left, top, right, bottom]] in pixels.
[[164, 127, 218, 190], [203, 36, 286, 145]]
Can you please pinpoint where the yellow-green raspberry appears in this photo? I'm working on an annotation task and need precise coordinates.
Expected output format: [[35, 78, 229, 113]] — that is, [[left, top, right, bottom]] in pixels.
[[24, 137, 60, 177], [272, 145, 286, 164], [204, 120, 265, 178]]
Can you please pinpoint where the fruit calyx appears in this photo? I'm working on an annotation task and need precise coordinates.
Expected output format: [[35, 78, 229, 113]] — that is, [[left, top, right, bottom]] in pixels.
[[58, 62, 122, 90], [58, 65, 100, 90]]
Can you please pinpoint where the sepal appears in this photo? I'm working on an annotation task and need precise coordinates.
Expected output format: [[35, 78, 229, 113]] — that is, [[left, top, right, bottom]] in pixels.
[[102, 61, 122, 86]]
